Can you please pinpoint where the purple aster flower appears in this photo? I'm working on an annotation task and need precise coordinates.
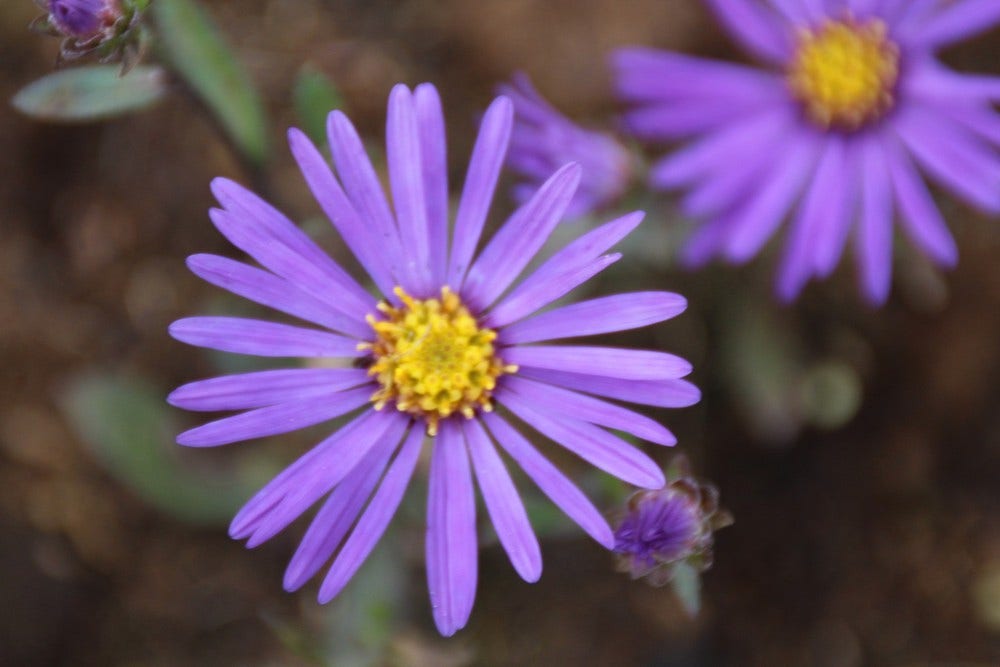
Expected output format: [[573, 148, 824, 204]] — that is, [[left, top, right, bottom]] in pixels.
[[614, 458, 731, 586], [613, 0, 1000, 304], [46, 0, 116, 38], [499, 73, 633, 219], [168, 83, 699, 636]]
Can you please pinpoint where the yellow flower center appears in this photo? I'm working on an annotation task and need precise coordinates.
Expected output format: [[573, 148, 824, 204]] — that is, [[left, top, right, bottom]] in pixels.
[[788, 19, 899, 129], [362, 286, 515, 435]]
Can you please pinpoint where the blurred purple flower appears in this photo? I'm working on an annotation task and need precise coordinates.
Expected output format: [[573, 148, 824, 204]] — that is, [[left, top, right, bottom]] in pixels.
[[613, 0, 1000, 304], [499, 73, 633, 220], [614, 458, 731, 586], [168, 83, 699, 636], [46, 0, 117, 39]]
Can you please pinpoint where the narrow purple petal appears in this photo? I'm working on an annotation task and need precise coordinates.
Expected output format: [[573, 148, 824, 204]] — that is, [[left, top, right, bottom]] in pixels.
[[884, 134, 959, 267], [316, 426, 425, 601], [283, 429, 399, 592], [210, 179, 374, 319], [425, 420, 478, 637], [940, 104, 1000, 147], [463, 419, 542, 583], [499, 389, 665, 489], [904, 62, 1000, 103], [482, 413, 614, 548], [649, 107, 794, 189], [170, 317, 365, 358], [187, 254, 372, 340], [503, 376, 676, 446], [463, 163, 581, 310], [516, 367, 701, 409], [722, 132, 820, 263], [242, 411, 408, 548], [287, 128, 397, 297], [680, 138, 782, 219], [168, 368, 371, 412], [326, 111, 406, 285], [893, 105, 1000, 213], [505, 345, 692, 381], [703, 0, 792, 63], [621, 101, 775, 141], [414, 84, 450, 286], [176, 386, 372, 447], [447, 97, 514, 286], [855, 136, 894, 305], [501, 292, 686, 344], [913, 0, 1000, 48], [228, 409, 383, 539], [387, 84, 433, 295], [813, 138, 861, 277], [485, 211, 642, 328], [679, 215, 738, 268]]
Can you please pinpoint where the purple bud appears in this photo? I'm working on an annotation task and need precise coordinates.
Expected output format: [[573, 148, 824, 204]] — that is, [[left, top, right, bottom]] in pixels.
[[48, 0, 117, 38], [614, 458, 731, 586]]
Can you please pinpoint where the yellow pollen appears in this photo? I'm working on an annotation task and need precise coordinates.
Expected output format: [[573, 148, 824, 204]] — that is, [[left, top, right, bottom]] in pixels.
[[362, 286, 516, 435], [788, 19, 899, 129]]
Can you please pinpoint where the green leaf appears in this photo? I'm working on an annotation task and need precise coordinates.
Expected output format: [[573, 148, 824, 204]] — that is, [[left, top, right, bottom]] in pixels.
[[293, 65, 342, 147], [11, 65, 167, 122], [60, 373, 256, 526], [152, 0, 269, 164]]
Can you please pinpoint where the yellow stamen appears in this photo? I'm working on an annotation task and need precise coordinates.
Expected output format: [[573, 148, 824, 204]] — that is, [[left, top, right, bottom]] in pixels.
[[364, 286, 516, 435], [788, 19, 899, 129]]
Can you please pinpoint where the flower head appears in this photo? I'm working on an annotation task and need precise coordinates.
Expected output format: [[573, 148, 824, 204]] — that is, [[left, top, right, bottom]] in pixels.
[[48, 0, 114, 38], [32, 0, 145, 72], [168, 83, 699, 636], [499, 73, 633, 219], [613, 0, 1000, 304], [614, 457, 731, 586]]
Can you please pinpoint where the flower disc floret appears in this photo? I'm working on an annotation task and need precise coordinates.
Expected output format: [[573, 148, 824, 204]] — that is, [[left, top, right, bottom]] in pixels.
[[789, 19, 899, 129], [364, 286, 515, 434]]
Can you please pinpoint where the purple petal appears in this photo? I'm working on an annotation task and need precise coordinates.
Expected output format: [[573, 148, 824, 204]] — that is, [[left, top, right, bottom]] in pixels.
[[703, 0, 792, 63], [500, 291, 686, 344], [326, 111, 406, 286], [904, 62, 1000, 103], [649, 107, 795, 189], [209, 179, 374, 319], [448, 96, 514, 287], [680, 139, 783, 219], [169, 317, 365, 358], [722, 131, 820, 263], [499, 389, 665, 489], [387, 84, 433, 296], [892, 105, 1000, 213], [912, 0, 1000, 48], [813, 138, 861, 277], [463, 163, 581, 310], [776, 136, 850, 301], [485, 211, 642, 328], [284, 430, 398, 592], [516, 367, 701, 409], [240, 411, 408, 548], [505, 345, 692, 381], [855, 136, 894, 305], [940, 103, 1000, 148], [414, 84, 450, 286], [482, 413, 613, 548], [287, 128, 397, 298], [621, 101, 776, 141], [228, 408, 387, 538], [425, 419, 478, 637], [502, 376, 676, 446], [176, 386, 372, 447], [463, 419, 541, 582], [884, 134, 959, 267], [187, 254, 372, 340], [316, 426, 425, 601], [168, 368, 371, 412]]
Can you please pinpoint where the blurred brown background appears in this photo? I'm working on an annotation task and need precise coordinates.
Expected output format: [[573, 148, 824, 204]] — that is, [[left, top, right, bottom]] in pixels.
[[2, 1, 1000, 665]]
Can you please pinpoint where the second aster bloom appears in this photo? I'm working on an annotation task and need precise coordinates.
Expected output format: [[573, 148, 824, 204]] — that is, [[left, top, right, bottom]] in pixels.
[[613, 0, 1000, 304], [168, 83, 699, 636], [499, 73, 633, 219]]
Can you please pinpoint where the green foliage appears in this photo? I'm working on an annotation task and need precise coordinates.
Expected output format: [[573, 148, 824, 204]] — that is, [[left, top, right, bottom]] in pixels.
[[61, 373, 257, 526], [11, 65, 167, 122], [152, 0, 269, 164], [293, 65, 343, 147]]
